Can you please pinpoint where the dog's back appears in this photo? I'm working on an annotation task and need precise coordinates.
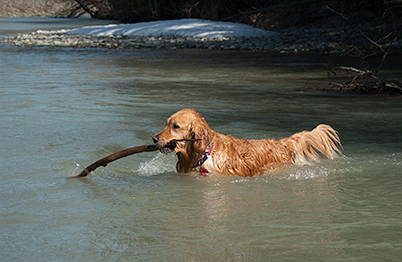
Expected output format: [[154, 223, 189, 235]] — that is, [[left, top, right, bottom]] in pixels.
[[204, 124, 342, 176]]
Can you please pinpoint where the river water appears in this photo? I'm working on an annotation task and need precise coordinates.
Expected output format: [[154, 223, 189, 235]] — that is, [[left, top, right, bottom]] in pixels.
[[1, 18, 402, 261]]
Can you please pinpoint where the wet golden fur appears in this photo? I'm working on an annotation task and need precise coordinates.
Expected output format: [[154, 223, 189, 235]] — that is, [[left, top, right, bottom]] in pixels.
[[153, 108, 342, 177]]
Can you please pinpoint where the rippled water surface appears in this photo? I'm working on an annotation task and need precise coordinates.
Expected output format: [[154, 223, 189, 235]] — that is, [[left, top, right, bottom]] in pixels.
[[1, 18, 402, 261]]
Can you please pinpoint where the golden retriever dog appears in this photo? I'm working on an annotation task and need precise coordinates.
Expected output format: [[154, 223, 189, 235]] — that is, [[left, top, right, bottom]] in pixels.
[[152, 108, 342, 177]]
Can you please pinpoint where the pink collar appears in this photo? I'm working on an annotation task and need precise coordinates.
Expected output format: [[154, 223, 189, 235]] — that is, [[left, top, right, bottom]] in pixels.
[[198, 143, 214, 166], [193, 143, 214, 175]]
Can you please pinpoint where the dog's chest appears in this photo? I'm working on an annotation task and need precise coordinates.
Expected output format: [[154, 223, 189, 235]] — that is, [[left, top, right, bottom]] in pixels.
[[200, 155, 215, 173]]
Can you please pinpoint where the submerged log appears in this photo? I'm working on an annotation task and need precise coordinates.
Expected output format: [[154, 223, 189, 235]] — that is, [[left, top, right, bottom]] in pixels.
[[71, 144, 158, 178]]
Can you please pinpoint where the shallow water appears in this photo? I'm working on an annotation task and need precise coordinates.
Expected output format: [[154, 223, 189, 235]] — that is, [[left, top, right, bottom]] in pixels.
[[1, 18, 402, 261]]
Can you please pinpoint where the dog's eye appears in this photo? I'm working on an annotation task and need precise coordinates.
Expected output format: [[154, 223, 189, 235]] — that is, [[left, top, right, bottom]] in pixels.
[[173, 124, 180, 129]]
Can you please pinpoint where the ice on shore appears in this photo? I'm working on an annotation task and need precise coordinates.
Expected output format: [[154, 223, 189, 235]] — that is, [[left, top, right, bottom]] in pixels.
[[68, 18, 278, 39]]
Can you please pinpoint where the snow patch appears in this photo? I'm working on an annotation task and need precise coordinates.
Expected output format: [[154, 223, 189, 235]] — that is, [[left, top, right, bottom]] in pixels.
[[68, 18, 279, 39]]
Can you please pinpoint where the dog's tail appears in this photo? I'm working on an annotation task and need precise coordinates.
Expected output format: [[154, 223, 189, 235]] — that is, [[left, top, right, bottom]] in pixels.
[[287, 124, 342, 165]]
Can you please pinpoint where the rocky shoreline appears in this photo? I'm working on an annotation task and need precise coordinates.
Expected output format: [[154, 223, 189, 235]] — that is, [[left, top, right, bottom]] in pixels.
[[2, 24, 402, 55]]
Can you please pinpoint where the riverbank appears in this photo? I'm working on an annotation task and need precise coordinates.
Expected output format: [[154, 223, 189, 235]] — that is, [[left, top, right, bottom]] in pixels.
[[2, 19, 402, 55], [0, 0, 75, 17], [1, 0, 402, 55]]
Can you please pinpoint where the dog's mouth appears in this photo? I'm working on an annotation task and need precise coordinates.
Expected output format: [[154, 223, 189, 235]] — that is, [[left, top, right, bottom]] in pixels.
[[159, 140, 177, 154]]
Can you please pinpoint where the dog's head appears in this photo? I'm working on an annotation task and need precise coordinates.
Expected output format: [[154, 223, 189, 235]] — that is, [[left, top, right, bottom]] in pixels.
[[152, 108, 212, 154]]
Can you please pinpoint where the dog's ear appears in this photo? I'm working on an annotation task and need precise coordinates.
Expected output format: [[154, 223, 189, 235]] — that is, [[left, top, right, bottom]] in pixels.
[[190, 118, 212, 154]]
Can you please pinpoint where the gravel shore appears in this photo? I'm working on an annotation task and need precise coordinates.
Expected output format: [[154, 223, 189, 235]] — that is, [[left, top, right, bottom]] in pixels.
[[2, 24, 401, 55]]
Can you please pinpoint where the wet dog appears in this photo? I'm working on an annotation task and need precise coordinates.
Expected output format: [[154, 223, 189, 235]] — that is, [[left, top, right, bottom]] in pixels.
[[153, 108, 342, 176]]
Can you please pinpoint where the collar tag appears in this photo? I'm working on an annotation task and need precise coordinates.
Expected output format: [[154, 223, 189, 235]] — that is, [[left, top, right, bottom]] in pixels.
[[200, 167, 209, 176]]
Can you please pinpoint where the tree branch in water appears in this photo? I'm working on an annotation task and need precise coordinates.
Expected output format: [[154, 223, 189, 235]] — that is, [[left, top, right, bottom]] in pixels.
[[327, 66, 402, 94], [71, 144, 159, 178], [70, 138, 201, 178]]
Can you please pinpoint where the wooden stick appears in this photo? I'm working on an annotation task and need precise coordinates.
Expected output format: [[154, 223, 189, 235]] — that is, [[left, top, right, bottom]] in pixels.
[[71, 144, 159, 178], [70, 139, 201, 178]]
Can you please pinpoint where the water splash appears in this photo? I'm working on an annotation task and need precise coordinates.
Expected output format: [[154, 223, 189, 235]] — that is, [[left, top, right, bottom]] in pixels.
[[136, 153, 176, 176], [287, 165, 329, 180], [64, 162, 87, 178]]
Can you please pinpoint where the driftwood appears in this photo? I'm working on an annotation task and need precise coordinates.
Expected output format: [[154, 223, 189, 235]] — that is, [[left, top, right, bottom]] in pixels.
[[327, 66, 402, 94], [71, 144, 159, 178], [70, 138, 201, 178]]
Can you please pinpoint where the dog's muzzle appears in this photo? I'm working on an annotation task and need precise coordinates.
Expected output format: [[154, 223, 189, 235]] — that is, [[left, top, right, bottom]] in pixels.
[[153, 135, 177, 154], [159, 140, 177, 154]]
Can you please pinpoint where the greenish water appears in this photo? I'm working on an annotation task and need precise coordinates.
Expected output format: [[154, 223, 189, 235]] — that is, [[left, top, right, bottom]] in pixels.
[[1, 17, 401, 261]]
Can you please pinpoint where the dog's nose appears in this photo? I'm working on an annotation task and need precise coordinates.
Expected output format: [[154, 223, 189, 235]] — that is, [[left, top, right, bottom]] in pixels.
[[152, 136, 159, 144]]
